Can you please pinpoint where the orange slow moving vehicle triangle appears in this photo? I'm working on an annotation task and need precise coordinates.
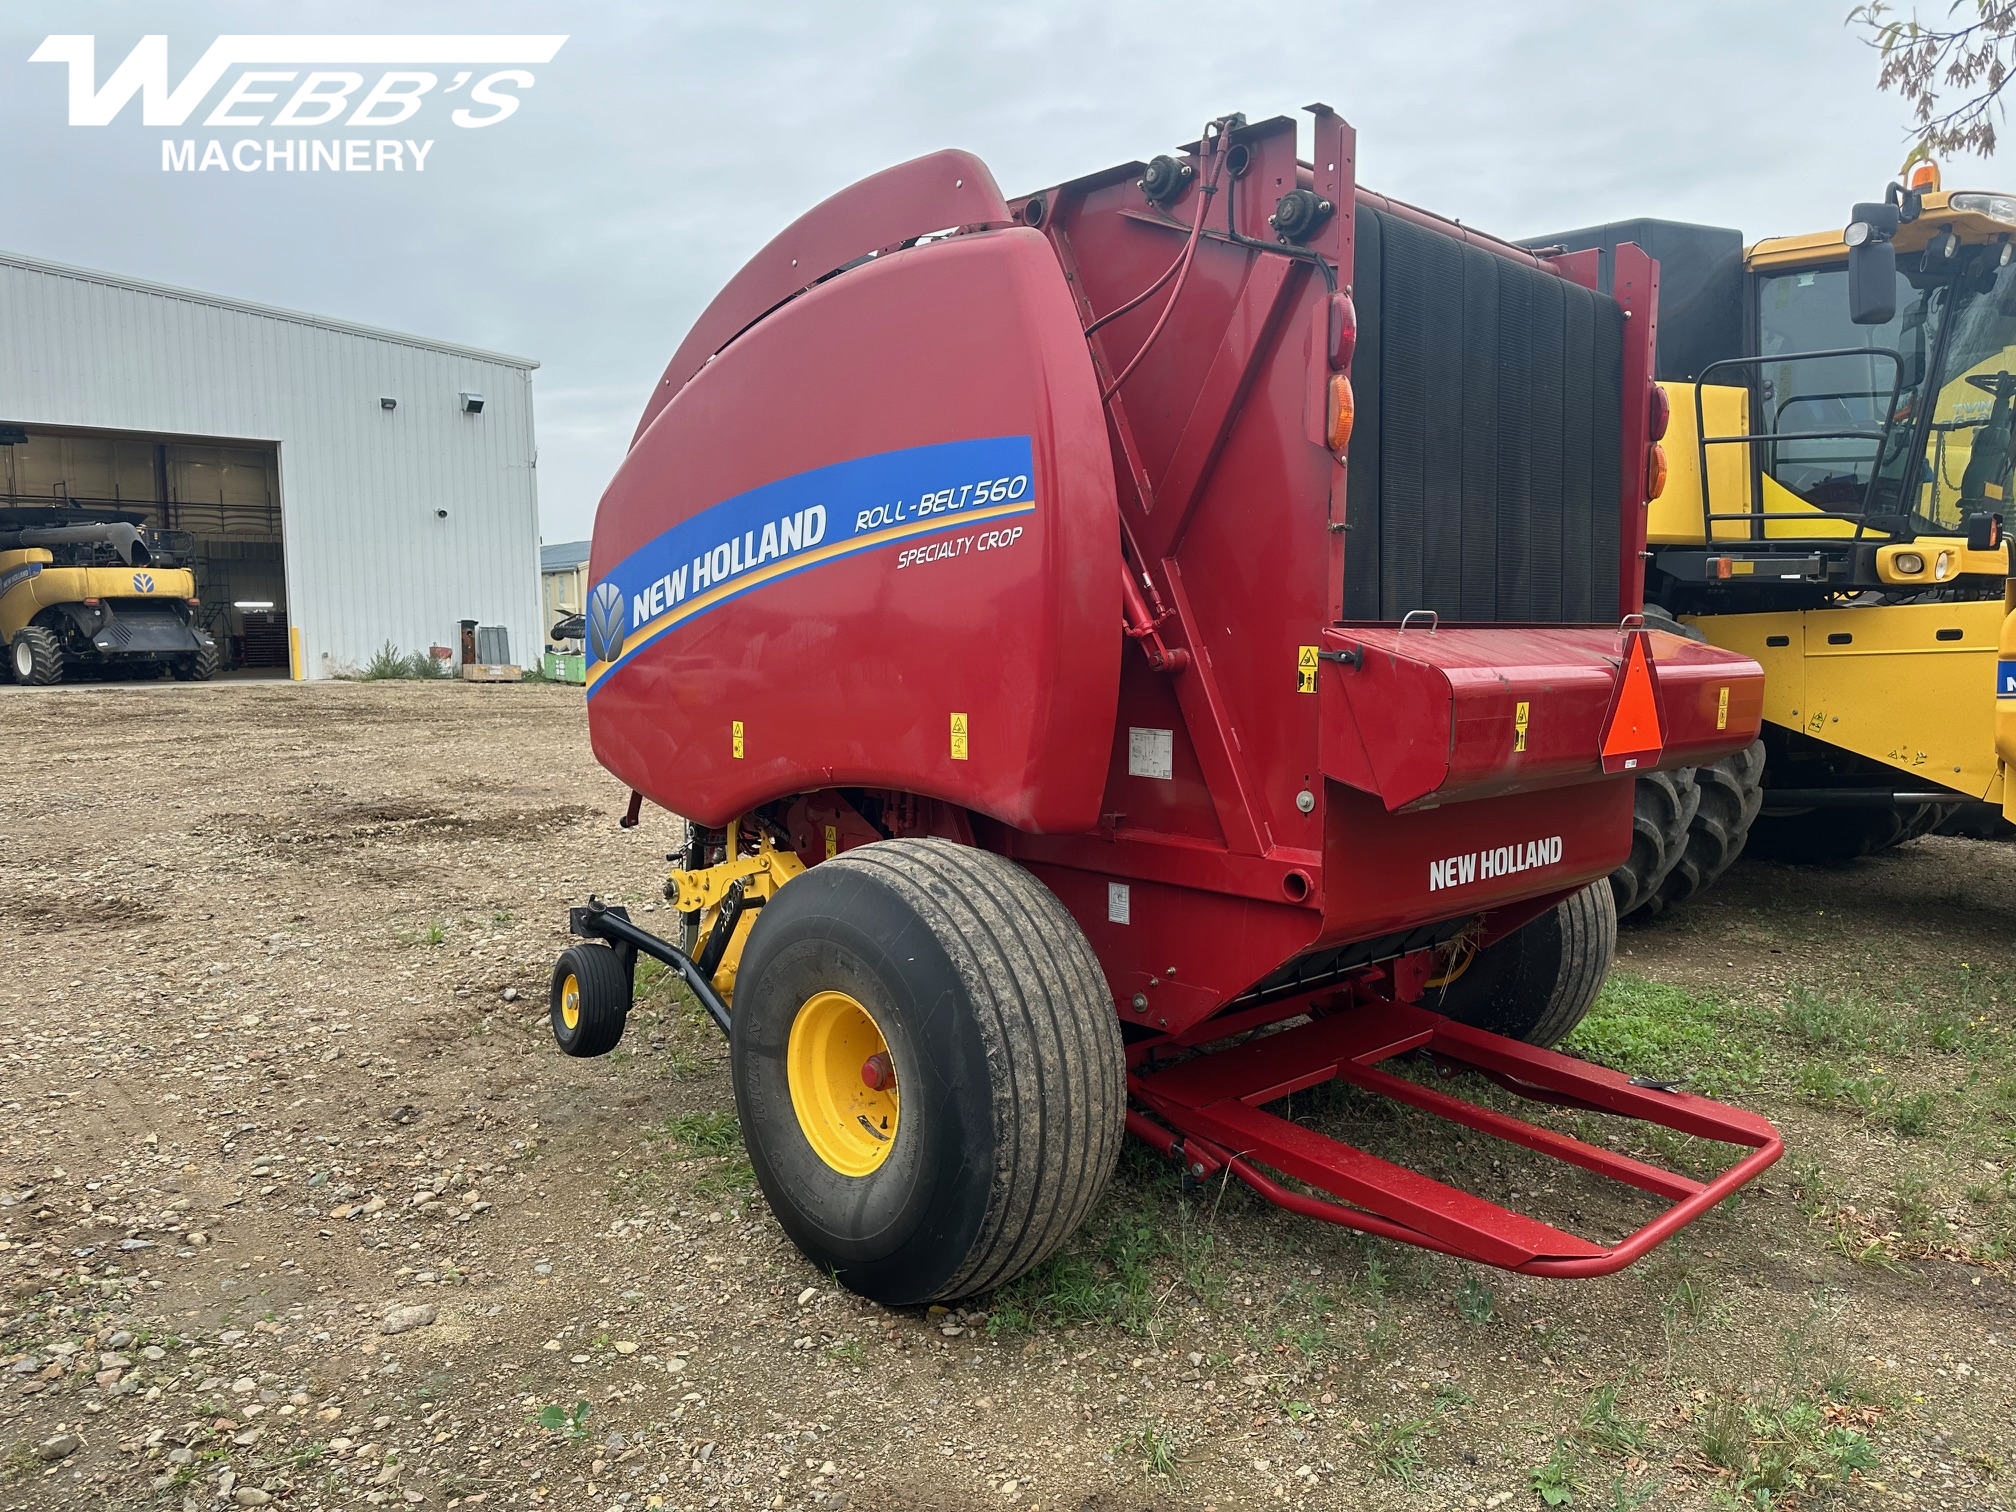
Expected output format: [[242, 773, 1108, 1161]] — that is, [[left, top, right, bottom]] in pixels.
[[1600, 631, 1665, 773]]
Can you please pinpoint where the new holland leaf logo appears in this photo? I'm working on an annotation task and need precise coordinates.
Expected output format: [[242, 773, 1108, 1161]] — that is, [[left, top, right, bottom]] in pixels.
[[588, 581, 626, 665], [132, 571, 155, 592]]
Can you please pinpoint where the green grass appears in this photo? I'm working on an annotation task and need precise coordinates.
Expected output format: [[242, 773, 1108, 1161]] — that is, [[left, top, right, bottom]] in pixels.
[[984, 1166, 1226, 1339], [1576, 1383, 1651, 1458], [1695, 1391, 1876, 1506], [1564, 974, 1761, 1098], [1117, 1420, 1184, 1477], [651, 1110, 741, 1156], [1530, 1437, 1582, 1507], [1352, 1414, 1438, 1486]]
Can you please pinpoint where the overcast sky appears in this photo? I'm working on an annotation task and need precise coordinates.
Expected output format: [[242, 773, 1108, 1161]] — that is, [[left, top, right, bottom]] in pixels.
[[0, 2, 1985, 543]]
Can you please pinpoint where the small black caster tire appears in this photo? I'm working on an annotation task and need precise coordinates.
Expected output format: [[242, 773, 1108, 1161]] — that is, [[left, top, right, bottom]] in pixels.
[[551, 943, 630, 1057]]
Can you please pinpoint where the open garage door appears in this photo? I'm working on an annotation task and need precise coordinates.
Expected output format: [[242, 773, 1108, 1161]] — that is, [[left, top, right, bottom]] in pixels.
[[0, 423, 288, 675]]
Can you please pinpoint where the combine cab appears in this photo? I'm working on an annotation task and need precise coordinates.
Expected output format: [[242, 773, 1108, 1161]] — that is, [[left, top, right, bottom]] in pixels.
[[1533, 163, 2016, 914], [551, 108, 1775, 1305]]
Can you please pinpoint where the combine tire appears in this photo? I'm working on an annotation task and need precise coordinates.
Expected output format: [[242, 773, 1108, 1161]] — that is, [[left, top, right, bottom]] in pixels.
[[730, 838, 1125, 1306], [9, 626, 62, 686], [1430, 880, 1615, 1048], [1748, 801, 1938, 863], [550, 942, 631, 1058], [1648, 739, 1766, 911], [171, 640, 221, 681], [1608, 767, 1698, 919]]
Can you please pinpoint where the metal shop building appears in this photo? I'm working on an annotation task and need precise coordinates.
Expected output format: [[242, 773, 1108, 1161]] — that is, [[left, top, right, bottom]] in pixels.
[[0, 249, 540, 679]]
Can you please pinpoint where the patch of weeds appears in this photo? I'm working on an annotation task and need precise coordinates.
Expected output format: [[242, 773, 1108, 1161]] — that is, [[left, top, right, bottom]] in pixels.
[[1577, 1383, 1651, 1458], [693, 1154, 756, 1198], [361, 641, 410, 680], [1889, 1089, 1938, 1138], [1431, 1382, 1474, 1414], [1783, 985, 1894, 1055], [1695, 1391, 1876, 1506], [417, 921, 446, 947], [651, 1110, 741, 1156], [985, 1186, 1223, 1339], [824, 1337, 865, 1367], [1597, 1472, 1660, 1511], [534, 1398, 592, 1440], [404, 649, 451, 679], [1352, 1415, 1438, 1486], [1455, 1273, 1494, 1324], [1117, 1420, 1184, 1478], [1565, 974, 1759, 1097], [1530, 1436, 1583, 1506]]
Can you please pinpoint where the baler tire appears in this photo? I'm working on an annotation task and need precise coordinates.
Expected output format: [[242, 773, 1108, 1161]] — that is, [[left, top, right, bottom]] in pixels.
[[1609, 767, 1699, 922], [10, 626, 63, 686], [550, 943, 630, 1058], [730, 837, 1125, 1307], [1429, 880, 1615, 1049], [1643, 738, 1765, 915]]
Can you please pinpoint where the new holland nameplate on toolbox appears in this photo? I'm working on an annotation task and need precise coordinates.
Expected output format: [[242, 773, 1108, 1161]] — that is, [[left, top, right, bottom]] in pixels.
[[585, 435, 1036, 691]]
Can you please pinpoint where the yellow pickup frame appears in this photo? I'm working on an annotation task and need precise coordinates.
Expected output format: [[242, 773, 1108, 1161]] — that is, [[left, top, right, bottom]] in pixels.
[[668, 821, 807, 1002], [666, 822, 805, 913]]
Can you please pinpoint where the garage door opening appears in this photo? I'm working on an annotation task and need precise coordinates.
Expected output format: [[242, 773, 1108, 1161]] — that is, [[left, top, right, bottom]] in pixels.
[[1, 422, 288, 677]]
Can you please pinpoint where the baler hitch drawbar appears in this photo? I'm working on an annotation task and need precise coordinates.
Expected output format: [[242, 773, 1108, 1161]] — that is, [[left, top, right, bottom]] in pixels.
[[569, 898, 734, 1035]]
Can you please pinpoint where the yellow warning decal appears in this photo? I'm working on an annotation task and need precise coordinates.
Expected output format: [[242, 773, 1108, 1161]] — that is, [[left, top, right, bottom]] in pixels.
[[1716, 685, 1729, 730], [823, 823, 838, 860], [732, 719, 745, 759], [1297, 645, 1319, 694], [950, 712, 969, 760], [1514, 700, 1530, 753]]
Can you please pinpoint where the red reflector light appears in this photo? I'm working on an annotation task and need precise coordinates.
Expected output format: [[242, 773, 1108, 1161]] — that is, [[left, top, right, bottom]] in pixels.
[[1327, 292, 1357, 372], [83, 597, 101, 606], [1645, 442, 1668, 502], [1327, 373, 1355, 453], [1648, 384, 1670, 443]]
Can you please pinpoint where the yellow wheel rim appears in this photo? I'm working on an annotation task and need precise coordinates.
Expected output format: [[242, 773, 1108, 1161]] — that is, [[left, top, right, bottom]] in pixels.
[[560, 973, 581, 1031], [786, 990, 899, 1177]]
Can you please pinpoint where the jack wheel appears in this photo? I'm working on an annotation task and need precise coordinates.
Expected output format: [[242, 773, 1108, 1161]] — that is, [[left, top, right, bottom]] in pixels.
[[550, 943, 630, 1057], [730, 838, 1125, 1306]]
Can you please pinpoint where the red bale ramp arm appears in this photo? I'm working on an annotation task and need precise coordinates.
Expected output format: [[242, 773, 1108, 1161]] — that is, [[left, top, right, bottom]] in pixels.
[[1130, 1002, 1781, 1277]]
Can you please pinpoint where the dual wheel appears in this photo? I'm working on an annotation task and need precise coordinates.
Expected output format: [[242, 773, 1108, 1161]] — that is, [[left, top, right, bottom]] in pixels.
[[550, 839, 1126, 1306]]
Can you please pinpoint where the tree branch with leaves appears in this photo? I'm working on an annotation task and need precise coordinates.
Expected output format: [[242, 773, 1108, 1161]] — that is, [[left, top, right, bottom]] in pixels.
[[1851, 1, 2016, 159]]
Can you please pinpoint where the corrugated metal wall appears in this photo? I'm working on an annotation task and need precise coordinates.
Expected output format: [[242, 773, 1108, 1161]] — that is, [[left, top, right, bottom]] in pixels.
[[0, 251, 541, 679]]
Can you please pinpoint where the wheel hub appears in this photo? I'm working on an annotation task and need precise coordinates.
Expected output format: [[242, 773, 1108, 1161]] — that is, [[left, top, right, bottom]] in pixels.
[[559, 973, 581, 1030], [787, 990, 899, 1177]]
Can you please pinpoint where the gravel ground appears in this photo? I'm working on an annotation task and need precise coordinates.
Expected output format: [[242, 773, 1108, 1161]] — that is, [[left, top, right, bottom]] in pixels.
[[1, 679, 2011, 1512]]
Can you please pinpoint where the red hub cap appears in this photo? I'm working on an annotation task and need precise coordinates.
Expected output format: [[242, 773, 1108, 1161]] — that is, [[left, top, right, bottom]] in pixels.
[[860, 1052, 896, 1091]]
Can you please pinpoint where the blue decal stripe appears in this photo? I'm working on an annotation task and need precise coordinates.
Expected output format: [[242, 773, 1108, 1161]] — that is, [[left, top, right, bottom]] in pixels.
[[586, 498, 1034, 692]]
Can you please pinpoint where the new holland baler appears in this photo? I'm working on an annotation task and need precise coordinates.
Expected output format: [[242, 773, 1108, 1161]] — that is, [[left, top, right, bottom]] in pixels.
[[552, 108, 1777, 1307]]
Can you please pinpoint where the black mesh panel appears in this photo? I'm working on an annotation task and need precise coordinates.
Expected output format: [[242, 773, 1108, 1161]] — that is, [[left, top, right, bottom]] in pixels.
[[1342, 204, 1624, 622]]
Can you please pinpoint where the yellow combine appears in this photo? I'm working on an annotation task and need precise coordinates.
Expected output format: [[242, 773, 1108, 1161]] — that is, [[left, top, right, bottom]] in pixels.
[[1, 507, 219, 684], [1534, 164, 2016, 914]]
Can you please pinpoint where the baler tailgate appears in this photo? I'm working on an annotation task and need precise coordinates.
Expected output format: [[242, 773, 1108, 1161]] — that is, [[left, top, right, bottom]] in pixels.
[[1130, 1003, 1781, 1277]]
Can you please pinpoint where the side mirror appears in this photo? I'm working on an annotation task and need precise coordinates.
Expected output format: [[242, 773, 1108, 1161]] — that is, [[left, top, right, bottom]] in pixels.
[[1845, 203, 1901, 326]]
